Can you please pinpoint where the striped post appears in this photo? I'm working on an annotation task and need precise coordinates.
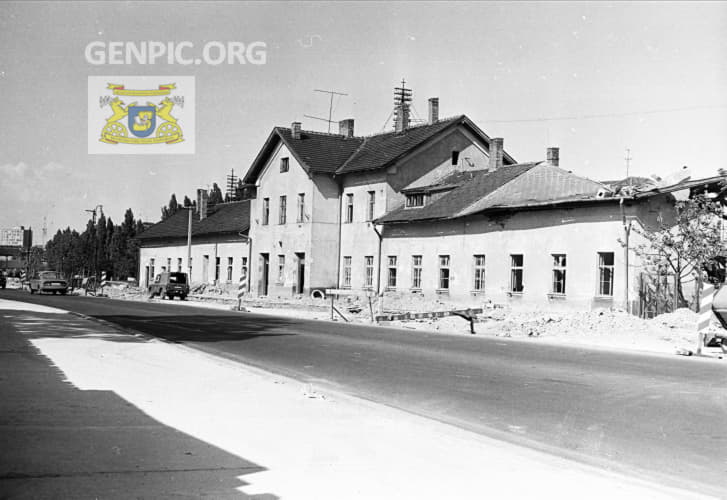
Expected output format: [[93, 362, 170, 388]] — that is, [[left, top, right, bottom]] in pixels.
[[20, 270, 26, 290], [697, 283, 715, 355], [237, 269, 247, 310], [101, 271, 107, 295]]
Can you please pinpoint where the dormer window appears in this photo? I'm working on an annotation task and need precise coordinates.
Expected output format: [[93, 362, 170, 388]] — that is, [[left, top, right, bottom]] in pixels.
[[451, 150, 460, 166], [405, 193, 425, 208], [280, 157, 289, 173]]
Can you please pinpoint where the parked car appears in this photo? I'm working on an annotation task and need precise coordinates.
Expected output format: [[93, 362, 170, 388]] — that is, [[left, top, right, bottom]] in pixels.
[[148, 272, 189, 300], [0, 273, 5, 289], [29, 271, 69, 295]]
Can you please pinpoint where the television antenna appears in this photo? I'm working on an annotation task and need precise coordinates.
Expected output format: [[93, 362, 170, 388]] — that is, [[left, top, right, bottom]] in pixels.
[[304, 88, 348, 133]]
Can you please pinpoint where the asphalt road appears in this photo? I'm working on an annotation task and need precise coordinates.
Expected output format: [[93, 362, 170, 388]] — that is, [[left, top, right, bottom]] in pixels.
[[2, 290, 725, 496]]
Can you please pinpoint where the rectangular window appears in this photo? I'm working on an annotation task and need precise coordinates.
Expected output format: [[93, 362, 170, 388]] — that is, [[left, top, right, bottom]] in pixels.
[[280, 157, 289, 173], [177, 258, 183, 272], [167, 258, 171, 271], [367, 190, 375, 221], [262, 198, 270, 225], [387, 256, 397, 289], [451, 150, 460, 165], [364, 256, 374, 288], [411, 255, 422, 289], [215, 257, 221, 282], [405, 193, 425, 208], [279, 195, 287, 224], [438, 255, 450, 290], [345, 193, 354, 223], [552, 254, 567, 294], [150, 258, 155, 279], [343, 256, 352, 288], [297, 193, 305, 223], [473, 254, 486, 291], [510, 254, 524, 292], [277, 255, 285, 283], [227, 257, 233, 282], [241, 256, 248, 282], [598, 252, 615, 296]]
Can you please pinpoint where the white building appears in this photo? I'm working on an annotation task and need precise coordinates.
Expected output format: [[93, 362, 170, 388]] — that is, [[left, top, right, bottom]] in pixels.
[[137, 199, 250, 289]]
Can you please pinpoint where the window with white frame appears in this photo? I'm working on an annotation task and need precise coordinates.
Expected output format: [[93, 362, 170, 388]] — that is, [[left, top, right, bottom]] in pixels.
[[473, 254, 486, 291], [411, 255, 422, 289], [177, 258, 183, 272], [552, 254, 567, 294], [387, 256, 397, 289], [510, 254, 524, 292], [277, 255, 285, 283], [343, 256, 352, 288], [598, 252, 614, 296], [297, 193, 305, 223], [279, 195, 287, 225], [215, 257, 221, 282], [367, 191, 375, 221], [227, 257, 233, 282], [345, 193, 354, 223], [150, 258, 155, 279], [262, 198, 270, 225], [364, 256, 374, 289], [280, 157, 289, 173], [241, 256, 248, 280], [438, 255, 450, 290], [167, 258, 171, 271]]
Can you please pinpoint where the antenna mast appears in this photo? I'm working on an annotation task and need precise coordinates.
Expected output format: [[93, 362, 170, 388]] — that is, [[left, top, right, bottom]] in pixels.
[[304, 88, 348, 133], [625, 148, 632, 186], [393, 78, 412, 131]]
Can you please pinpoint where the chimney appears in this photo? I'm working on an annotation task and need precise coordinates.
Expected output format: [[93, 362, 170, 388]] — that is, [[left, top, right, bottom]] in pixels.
[[488, 138, 504, 171], [291, 121, 302, 140], [547, 147, 560, 167], [428, 97, 439, 124], [196, 188, 209, 221], [338, 118, 355, 138]]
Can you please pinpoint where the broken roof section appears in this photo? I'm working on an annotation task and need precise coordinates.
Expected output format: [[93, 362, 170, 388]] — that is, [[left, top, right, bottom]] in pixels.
[[377, 163, 611, 224], [243, 115, 517, 184]]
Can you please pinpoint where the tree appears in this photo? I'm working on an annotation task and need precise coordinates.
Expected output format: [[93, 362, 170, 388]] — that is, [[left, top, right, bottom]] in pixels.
[[630, 193, 727, 308], [161, 193, 182, 221], [183, 195, 193, 208], [208, 183, 224, 208]]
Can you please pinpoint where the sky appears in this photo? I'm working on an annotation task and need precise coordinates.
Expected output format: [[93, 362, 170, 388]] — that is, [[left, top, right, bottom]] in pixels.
[[1, 1, 726, 245]]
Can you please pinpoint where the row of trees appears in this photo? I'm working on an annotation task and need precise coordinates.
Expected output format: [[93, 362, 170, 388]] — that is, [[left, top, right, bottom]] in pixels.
[[44, 208, 145, 281], [160, 180, 248, 221]]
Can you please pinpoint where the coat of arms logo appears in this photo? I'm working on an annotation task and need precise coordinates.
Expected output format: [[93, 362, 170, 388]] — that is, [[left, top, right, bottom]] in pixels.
[[99, 83, 184, 144]]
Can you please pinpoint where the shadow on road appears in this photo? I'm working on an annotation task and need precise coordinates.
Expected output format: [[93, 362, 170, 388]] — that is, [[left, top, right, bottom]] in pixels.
[[0, 317, 279, 499], [92, 314, 298, 343]]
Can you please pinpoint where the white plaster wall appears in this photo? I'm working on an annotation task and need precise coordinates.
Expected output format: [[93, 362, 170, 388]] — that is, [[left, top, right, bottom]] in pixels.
[[139, 239, 248, 288], [249, 143, 340, 296], [378, 203, 651, 311]]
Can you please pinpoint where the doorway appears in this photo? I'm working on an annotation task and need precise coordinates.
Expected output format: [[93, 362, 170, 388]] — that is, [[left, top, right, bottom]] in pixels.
[[260, 253, 270, 296], [295, 252, 305, 294]]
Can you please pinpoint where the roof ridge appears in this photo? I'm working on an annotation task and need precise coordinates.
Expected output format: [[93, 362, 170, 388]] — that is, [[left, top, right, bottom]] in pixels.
[[357, 114, 464, 139]]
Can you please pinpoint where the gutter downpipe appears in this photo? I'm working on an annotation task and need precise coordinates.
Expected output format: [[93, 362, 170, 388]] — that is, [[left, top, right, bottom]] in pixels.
[[336, 179, 343, 289], [620, 197, 632, 314], [373, 223, 383, 314]]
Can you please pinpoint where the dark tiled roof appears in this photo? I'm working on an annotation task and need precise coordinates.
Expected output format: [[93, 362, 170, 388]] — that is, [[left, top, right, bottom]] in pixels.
[[243, 115, 517, 183], [377, 163, 536, 223], [243, 128, 363, 183], [137, 200, 250, 242]]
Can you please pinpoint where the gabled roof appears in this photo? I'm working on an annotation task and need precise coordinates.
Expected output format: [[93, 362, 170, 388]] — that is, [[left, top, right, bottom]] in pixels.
[[137, 200, 250, 242], [377, 163, 536, 223], [243, 115, 517, 184], [243, 128, 364, 183], [376, 163, 611, 224]]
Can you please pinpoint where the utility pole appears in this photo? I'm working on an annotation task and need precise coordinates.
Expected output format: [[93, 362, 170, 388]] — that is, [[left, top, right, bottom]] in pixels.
[[304, 88, 348, 133], [85, 205, 103, 278], [625, 148, 632, 186]]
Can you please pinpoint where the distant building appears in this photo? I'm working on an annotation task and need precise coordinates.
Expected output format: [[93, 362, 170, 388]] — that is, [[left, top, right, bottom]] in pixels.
[[136, 196, 250, 289]]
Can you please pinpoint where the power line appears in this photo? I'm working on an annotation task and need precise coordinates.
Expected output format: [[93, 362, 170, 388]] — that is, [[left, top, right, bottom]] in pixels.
[[480, 103, 727, 124]]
